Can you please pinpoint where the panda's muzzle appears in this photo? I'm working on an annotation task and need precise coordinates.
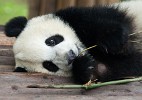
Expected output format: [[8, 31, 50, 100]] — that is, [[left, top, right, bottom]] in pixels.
[[67, 50, 76, 65]]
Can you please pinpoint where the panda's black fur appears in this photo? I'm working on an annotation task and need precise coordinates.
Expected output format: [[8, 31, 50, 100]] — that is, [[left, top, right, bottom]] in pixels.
[[4, 1, 142, 84], [5, 16, 27, 37], [55, 6, 142, 83]]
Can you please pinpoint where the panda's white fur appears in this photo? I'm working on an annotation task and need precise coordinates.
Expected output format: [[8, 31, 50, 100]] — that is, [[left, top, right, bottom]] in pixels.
[[13, 14, 85, 76], [114, 0, 142, 32], [5, 1, 142, 79]]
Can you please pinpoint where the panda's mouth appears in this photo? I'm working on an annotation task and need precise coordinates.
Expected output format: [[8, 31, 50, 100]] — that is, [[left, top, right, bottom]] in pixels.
[[67, 50, 77, 65]]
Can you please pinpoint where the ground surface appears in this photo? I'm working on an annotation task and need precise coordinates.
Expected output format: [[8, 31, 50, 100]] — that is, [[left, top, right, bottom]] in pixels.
[[0, 29, 142, 100]]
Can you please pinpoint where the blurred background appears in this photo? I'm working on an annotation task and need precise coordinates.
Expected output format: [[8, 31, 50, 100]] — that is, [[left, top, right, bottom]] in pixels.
[[0, 0, 128, 25]]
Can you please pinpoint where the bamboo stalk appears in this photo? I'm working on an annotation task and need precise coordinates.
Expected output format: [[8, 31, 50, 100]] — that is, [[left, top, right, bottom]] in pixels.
[[27, 77, 142, 90], [86, 77, 142, 89]]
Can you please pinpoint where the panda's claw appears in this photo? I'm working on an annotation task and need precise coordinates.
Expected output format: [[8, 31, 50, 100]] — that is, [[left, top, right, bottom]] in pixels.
[[83, 80, 92, 86]]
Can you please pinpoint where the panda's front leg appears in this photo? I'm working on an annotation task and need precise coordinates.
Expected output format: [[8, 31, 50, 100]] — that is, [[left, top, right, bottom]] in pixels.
[[72, 54, 113, 84], [72, 54, 97, 84]]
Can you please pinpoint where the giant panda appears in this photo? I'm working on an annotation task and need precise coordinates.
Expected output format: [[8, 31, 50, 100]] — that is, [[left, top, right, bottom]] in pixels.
[[4, 0, 142, 84]]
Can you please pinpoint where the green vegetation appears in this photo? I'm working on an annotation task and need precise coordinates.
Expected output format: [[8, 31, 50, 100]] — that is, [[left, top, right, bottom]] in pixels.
[[0, 0, 28, 25], [27, 77, 142, 90]]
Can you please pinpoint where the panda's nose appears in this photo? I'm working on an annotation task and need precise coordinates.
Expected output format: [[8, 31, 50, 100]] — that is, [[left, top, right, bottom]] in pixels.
[[67, 50, 76, 64]]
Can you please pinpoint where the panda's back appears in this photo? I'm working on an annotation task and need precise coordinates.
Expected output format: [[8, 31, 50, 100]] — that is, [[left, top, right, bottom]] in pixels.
[[55, 6, 133, 47], [114, 0, 142, 32]]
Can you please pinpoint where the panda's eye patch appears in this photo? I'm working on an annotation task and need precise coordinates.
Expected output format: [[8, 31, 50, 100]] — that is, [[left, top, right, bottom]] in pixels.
[[45, 35, 64, 46]]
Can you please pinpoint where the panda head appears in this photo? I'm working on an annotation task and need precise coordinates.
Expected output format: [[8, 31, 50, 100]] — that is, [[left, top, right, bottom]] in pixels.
[[5, 14, 84, 76]]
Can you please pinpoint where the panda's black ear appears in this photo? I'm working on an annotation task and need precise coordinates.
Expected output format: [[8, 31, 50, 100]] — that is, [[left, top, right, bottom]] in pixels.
[[4, 16, 27, 37]]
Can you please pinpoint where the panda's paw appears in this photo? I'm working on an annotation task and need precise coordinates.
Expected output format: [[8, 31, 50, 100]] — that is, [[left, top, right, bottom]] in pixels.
[[72, 54, 96, 84]]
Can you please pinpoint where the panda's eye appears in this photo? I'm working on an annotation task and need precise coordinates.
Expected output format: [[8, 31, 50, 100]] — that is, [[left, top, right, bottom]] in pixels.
[[45, 35, 64, 46], [49, 39, 56, 46]]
